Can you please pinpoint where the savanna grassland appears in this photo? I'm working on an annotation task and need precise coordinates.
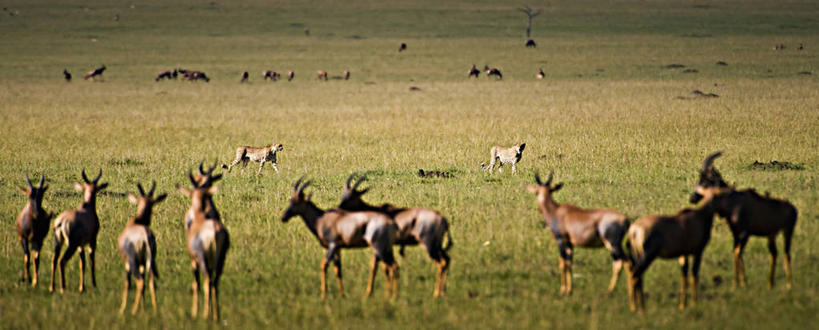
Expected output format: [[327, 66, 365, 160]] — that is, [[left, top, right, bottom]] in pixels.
[[1, 0, 818, 328]]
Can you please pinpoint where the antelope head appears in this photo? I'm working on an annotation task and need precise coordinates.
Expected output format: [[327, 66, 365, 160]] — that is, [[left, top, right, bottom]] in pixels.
[[339, 173, 370, 210], [127, 181, 167, 225], [690, 152, 729, 204], [281, 177, 313, 222], [178, 171, 218, 212], [525, 171, 564, 208], [73, 169, 108, 203], [193, 160, 223, 188], [18, 172, 48, 207]]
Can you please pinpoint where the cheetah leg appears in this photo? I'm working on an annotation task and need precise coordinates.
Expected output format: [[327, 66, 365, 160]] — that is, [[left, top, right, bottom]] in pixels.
[[257, 160, 265, 176]]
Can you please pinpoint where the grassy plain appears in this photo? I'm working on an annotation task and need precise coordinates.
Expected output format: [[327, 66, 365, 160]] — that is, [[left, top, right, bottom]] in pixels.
[[1, 0, 818, 328]]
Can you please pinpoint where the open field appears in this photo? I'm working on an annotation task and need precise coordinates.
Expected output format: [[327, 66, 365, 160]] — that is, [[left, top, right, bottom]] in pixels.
[[1, 0, 818, 328]]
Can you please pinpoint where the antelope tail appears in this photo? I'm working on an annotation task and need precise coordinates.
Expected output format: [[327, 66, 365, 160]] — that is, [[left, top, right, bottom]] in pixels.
[[443, 221, 454, 252]]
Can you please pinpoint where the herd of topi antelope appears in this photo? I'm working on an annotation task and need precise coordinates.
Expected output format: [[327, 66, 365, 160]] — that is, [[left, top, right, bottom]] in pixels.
[[14, 151, 797, 319]]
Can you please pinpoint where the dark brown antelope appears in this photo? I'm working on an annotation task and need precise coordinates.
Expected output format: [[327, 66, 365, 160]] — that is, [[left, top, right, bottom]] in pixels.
[[178, 171, 230, 320], [155, 69, 176, 82], [287, 71, 295, 81], [84, 65, 106, 81], [343, 70, 350, 80], [16, 173, 53, 287], [317, 70, 328, 81], [50, 169, 108, 293], [689, 152, 797, 289], [525, 172, 629, 296], [484, 65, 502, 80], [63, 69, 71, 82], [118, 182, 166, 314], [526, 39, 537, 48], [626, 189, 716, 312], [468, 64, 480, 78], [240, 71, 249, 83], [263, 70, 281, 81], [399, 43, 407, 52], [183, 70, 210, 82], [282, 178, 399, 299], [339, 174, 452, 297]]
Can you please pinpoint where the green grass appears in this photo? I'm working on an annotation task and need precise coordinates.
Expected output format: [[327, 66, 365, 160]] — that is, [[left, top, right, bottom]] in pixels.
[[1, 0, 818, 328]]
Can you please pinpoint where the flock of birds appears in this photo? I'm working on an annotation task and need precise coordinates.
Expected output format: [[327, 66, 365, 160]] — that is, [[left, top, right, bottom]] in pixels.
[[14, 151, 798, 319]]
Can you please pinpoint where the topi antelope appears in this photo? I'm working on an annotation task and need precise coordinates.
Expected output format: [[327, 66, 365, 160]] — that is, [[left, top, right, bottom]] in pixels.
[[84, 65, 106, 81], [240, 71, 249, 83], [525, 172, 629, 296], [222, 142, 284, 176], [63, 69, 71, 82], [399, 43, 407, 52], [155, 69, 176, 82], [263, 70, 281, 81], [339, 174, 452, 297], [626, 186, 716, 312], [182, 70, 210, 82], [118, 182, 166, 314], [343, 70, 350, 80], [317, 70, 328, 81], [484, 65, 502, 80], [536, 68, 545, 79], [287, 71, 295, 81], [16, 173, 54, 287], [481, 143, 526, 174], [689, 152, 797, 289], [468, 64, 480, 78], [282, 178, 400, 299], [50, 169, 108, 293], [178, 171, 230, 320]]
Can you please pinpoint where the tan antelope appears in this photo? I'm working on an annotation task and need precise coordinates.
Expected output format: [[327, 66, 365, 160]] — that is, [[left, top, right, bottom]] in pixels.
[[222, 142, 284, 175], [63, 69, 71, 82], [183, 70, 210, 82], [689, 152, 797, 289], [317, 70, 328, 81], [83, 65, 106, 81], [536, 68, 545, 79], [481, 143, 526, 174], [186, 161, 222, 230], [16, 173, 54, 287], [282, 178, 400, 299], [339, 174, 452, 297], [178, 171, 229, 320], [525, 172, 629, 295], [468, 64, 480, 78], [626, 188, 716, 312], [50, 169, 108, 293], [484, 65, 502, 79], [118, 182, 166, 314]]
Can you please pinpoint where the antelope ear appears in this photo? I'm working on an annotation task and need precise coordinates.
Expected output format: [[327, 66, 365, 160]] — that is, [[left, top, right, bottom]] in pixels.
[[525, 185, 539, 194], [551, 183, 564, 192], [154, 193, 168, 203], [127, 194, 139, 205], [97, 183, 109, 191], [17, 186, 28, 194], [177, 185, 191, 196], [41, 185, 48, 192], [73, 182, 84, 192]]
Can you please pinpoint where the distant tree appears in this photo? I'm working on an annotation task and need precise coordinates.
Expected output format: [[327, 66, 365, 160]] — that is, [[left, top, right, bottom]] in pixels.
[[518, 5, 541, 38]]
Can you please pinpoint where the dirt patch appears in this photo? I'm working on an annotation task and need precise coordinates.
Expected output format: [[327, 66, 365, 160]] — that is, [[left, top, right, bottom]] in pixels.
[[683, 68, 699, 73], [716, 61, 728, 66], [665, 64, 686, 69], [798, 71, 812, 75], [417, 169, 454, 178], [748, 160, 804, 171], [409, 86, 422, 91]]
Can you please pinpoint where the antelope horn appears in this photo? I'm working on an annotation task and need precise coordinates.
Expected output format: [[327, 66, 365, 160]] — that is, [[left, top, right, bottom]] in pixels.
[[198, 161, 206, 175], [81, 168, 90, 183], [38, 173, 45, 188], [352, 174, 367, 191], [545, 171, 554, 186], [93, 169, 102, 183], [534, 172, 542, 185], [294, 176, 305, 193], [345, 173, 356, 189], [298, 180, 313, 196], [25, 172, 33, 189], [149, 181, 156, 196], [703, 151, 723, 171], [188, 171, 197, 187], [137, 183, 146, 196]]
